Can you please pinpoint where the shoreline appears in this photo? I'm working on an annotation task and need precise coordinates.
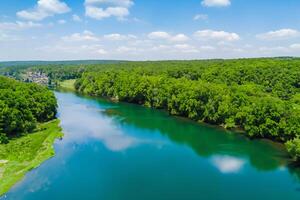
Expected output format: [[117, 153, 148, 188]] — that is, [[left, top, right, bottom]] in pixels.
[[0, 119, 63, 196]]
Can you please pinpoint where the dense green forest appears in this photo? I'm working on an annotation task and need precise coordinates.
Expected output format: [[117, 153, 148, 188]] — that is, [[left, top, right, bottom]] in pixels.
[[1, 58, 300, 160], [73, 58, 300, 161], [0, 76, 57, 143]]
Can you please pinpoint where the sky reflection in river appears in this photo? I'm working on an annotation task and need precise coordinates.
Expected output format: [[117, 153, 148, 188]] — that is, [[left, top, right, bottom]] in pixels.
[[57, 92, 152, 152]]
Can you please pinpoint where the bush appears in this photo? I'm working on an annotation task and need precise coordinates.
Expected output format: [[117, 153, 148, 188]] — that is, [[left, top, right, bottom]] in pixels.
[[286, 138, 300, 161], [0, 133, 8, 144]]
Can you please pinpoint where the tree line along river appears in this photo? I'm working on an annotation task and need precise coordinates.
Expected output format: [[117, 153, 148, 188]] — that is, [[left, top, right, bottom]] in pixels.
[[4, 90, 300, 200]]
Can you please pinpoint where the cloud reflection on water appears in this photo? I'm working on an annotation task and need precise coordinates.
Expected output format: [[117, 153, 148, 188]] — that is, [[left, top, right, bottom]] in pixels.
[[58, 98, 141, 152], [211, 155, 246, 174]]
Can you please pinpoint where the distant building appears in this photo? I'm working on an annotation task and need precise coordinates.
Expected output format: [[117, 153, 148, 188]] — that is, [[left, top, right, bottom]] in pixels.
[[23, 71, 49, 85]]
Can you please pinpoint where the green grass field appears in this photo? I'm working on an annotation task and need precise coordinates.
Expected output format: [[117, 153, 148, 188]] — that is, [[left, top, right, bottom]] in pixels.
[[0, 119, 63, 196], [59, 79, 76, 90]]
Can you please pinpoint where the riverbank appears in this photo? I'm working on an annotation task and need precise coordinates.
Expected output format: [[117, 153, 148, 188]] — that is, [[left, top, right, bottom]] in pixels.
[[0, 120, 63, 196]]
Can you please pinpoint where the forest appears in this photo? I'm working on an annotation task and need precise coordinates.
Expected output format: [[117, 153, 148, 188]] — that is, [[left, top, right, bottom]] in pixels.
[[0, 76, 57, 143], [73, 58, 300, 161], [1, 58, 300, 160]]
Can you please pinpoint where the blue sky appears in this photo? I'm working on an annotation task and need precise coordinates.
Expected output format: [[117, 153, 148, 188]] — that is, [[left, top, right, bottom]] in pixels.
[[0, 0, 300, 61]]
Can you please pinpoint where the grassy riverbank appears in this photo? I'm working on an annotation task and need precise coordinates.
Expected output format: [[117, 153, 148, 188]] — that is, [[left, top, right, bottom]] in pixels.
[[0, 119, 63, 196], [59, 79, 76, 90]]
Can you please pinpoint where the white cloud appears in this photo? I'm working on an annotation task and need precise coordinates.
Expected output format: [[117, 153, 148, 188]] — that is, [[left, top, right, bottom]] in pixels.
[[0, 21, 42, 30], [194, 14, 208, 21], [85, 6, 129, 20], [103, 33, 137, 41], [148, 31, 189, 42], [194, 29, 240, 42], [72, 14, 82, 22], [17, 0, 71, 21], [202, 0, 231, 7], [62, 31, 137, 43], [62, 30, 100, 42], [151, 44, 170, 51], [85, 0, 133, 7], [171, 34, 190, 42], [85, 0, 134, 20], [148, 31, 171, 40], [150, 44, 199, 54], [256, 29, 300, 40]]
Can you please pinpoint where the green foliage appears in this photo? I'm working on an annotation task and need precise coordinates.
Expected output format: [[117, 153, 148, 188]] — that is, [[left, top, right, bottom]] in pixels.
[[73, 58, 300, 160], [286, 138, 300, 161], [0, 76, 57, 138], [0, 133, 8, 144]]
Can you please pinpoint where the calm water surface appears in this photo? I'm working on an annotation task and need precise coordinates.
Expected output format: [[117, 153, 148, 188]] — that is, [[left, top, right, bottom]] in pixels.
[[4, 91, 300, 200]]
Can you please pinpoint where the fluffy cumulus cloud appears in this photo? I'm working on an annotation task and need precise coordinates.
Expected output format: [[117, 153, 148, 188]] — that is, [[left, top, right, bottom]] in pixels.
[[85, 0, 134, 20], [17, 0, 70, 21], [201, 0, 231, 7], [148, 31, 170, 40], [256, 29, 300, 40], [148, 31, 189, 42], [194, 29, 240, 42], [62, 30, 100, 42]]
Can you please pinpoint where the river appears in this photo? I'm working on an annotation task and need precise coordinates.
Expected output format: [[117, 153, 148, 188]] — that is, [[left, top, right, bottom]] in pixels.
[[4, 91, 300, 200]]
